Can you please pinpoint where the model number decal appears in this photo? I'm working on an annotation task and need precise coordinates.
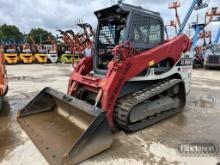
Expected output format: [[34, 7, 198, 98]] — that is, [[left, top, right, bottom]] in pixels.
[[177, 58, 193, 66]]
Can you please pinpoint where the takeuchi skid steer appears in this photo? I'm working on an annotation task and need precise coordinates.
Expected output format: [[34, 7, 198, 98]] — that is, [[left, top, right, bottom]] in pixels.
[[17, 3, 193, 165]]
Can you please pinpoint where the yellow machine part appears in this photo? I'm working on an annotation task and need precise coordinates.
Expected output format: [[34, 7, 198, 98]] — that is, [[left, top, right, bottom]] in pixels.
[[34, 54, 48, 63], [4, 53, 19, 64], [19, 53, 34, 64]]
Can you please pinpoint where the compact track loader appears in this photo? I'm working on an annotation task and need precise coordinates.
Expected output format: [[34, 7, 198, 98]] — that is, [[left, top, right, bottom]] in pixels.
[[18, 3, 194, 165]]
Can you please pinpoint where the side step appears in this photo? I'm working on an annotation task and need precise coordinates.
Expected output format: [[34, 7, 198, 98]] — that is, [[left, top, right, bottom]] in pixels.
[[17, 87, 113, 165]]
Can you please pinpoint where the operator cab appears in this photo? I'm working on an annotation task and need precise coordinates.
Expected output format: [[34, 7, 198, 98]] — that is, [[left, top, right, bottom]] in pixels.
[[94, 3, 164, 74]]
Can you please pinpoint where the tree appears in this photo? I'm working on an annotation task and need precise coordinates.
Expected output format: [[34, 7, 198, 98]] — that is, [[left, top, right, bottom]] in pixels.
[[27, 28, 54, 44], [0, 24, 23, 43], [0, 30, 3, 39]]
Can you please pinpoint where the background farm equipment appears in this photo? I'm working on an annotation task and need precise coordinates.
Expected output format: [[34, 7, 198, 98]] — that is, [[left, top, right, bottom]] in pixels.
[[58, 23, 95, 64], [30, 37, 48, 64], [59, 50, 74, 64], [19, 44, 34, 64], [204, 7, 220, 69], [45, 36, 58, 63]]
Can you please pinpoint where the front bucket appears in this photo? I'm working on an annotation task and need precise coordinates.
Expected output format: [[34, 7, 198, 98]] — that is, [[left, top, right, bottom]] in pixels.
[[17, 87, 113, 165]]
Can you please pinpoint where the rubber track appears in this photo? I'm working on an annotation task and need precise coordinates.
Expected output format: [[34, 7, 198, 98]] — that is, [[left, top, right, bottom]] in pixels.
[[114, 78, 184, 132]]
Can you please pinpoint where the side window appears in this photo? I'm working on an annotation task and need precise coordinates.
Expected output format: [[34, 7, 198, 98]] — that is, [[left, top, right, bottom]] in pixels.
[[130, 14, 163, 50], [149, 24, 161, 43], [99, 25, 116, 45]]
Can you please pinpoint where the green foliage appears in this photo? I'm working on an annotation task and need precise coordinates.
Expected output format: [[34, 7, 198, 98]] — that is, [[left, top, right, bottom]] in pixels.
[[0, 24, 23, 43], [0, 30, 4, 39], [0, 24, 54, 44], [27, 28, 54, 44]]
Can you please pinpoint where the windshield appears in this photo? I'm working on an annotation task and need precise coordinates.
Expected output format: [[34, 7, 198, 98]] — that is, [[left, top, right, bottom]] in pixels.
[[98, 24, 126, 45], [22, 49, 32, 53]]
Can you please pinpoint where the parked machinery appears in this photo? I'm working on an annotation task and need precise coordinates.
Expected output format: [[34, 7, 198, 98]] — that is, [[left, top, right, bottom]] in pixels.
[[58, 23, 95, 64], [46, 36, 58, 63], [0, 51, 8, 111], [168, 1, 181, 28], [204, 28, 220, 68], [168, 1, 208, 68], [204, 43, 220, 68], [3, 45, 19, 64], [204, 7, 220, 68], [30, 37, 48, 64], [59, 49, 74, 64], [60, 30, 81, 63], [19, 44, 34, 64], [205, 7, 220, 24], [190, 22, 207, 67], [17, 1, 207, 165], [58, 31, 75, 64]]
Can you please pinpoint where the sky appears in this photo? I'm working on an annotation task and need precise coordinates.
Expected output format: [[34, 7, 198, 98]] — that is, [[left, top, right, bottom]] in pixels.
[[0, 0, 219, 41]]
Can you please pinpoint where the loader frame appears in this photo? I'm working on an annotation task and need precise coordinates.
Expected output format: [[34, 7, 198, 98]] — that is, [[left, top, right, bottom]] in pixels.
[[68, 35, 191, 126]]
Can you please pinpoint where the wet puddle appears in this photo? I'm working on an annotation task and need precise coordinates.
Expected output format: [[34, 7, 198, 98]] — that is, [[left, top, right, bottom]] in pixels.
[[1, 68, 220, 165], [0, 98, 28, 162], [0, 96, 49, 165], [196, 95, 216, 108]]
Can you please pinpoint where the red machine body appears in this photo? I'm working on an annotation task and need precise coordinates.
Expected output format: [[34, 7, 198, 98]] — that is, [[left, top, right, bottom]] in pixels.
[[68, 35, 191, 126], [17, 3, 194, 164]]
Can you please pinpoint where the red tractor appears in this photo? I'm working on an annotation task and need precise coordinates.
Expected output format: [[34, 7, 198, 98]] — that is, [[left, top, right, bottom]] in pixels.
[[18, 3, 193, 165]]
